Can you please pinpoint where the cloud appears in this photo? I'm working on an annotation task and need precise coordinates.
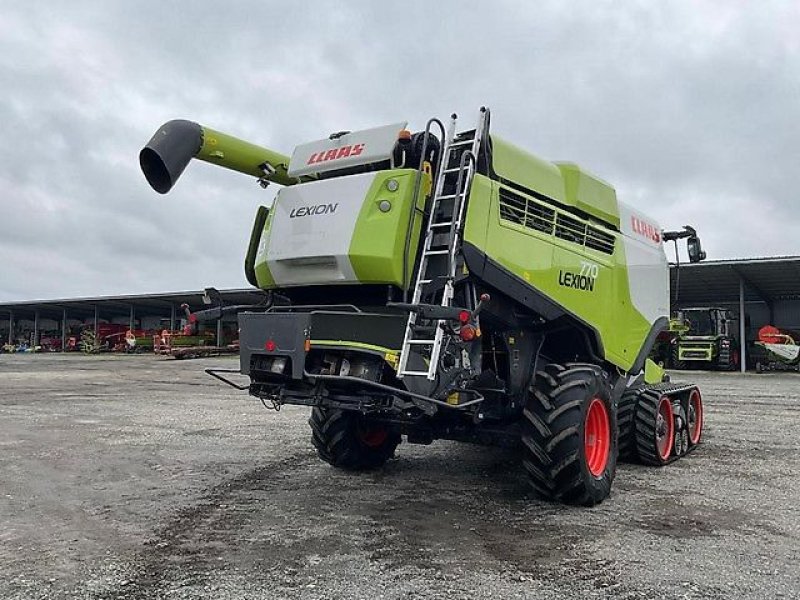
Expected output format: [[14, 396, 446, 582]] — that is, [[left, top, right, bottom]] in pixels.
[[1, 1, 798, 300]]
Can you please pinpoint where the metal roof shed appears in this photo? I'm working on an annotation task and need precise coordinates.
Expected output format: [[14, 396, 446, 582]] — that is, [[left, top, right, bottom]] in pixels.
[[669, 256, 800, 372]]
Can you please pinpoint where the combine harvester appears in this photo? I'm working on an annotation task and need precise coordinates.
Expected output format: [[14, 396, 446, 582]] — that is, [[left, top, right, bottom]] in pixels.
[[668, 307, 739, 370], [140, 109, 706, 505]]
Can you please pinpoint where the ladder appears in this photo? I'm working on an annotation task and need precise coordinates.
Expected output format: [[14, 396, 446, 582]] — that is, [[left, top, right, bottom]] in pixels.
[[396, 108, 488, 380]]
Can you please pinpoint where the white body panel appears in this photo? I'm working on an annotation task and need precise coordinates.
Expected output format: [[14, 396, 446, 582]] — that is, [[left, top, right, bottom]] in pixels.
[[288, 122, 407, 178], [618, 203, 669, 325], [758, 342, 800, 362], [259, 172, 377, 286]]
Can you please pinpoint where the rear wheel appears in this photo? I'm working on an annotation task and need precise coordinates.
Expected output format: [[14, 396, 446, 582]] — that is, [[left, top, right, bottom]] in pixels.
[[309, 408, 400, 470], [634, 390, 675, 466], [521, 363, 617, 506]]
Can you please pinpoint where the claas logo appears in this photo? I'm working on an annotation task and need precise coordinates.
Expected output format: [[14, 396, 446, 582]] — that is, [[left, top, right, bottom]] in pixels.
[[631, 216, 661, 243], [306, 144, 365, 165]]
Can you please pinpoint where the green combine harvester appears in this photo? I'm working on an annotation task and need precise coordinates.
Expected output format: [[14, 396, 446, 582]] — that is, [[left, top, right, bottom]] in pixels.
[[140, 108, 706, 505], [669, 307, 739, 370]]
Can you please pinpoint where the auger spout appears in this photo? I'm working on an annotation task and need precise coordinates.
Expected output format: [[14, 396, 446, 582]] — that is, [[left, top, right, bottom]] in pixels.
[[139, 119, 295, 193]]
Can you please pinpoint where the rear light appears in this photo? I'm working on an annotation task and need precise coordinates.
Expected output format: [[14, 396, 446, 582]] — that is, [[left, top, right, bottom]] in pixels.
[[459, 325, 477, 341], [265, 339, 276, 352], [458, 310, 471, 324]]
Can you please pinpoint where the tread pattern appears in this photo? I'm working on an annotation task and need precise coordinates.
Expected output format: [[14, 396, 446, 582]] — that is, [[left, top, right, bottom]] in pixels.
[[521, 363, 616, 506], [617, 388, 638, 460], [309, 408, 400, 470], [671, 344, 685, 370], [633, 389, 671, 466]]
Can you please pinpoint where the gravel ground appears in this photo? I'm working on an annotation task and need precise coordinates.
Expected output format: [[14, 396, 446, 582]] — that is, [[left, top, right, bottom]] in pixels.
[[1, 354, 798, 599]]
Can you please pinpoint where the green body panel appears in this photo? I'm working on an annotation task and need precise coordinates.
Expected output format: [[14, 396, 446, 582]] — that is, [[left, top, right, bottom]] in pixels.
[[490, 136, 566, 202], [490, 136, 620, 229], [253, 169, 428, 290], [677, 339, 716, 362], [253, 206, 277, 288], [644, 358, 665, 384], [197, 127, 296, 187], [310, 339, 400, 355], [463, 174, 650, 372], [348, 170, 429, 288], [554, 163, 620, 229]]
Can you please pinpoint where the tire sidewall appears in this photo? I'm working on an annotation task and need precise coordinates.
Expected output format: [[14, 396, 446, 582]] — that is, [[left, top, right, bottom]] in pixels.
[[573, 373, 617, 502]]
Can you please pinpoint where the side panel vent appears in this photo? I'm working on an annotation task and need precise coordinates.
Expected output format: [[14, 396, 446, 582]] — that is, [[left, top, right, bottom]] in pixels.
[[586, 227, 616, 255], [498, 186, 615, 255], [499, 188, 555, 234]]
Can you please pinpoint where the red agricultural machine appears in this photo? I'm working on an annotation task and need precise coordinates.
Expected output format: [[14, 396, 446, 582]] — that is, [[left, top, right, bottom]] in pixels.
[[751, 325, 800, 372]]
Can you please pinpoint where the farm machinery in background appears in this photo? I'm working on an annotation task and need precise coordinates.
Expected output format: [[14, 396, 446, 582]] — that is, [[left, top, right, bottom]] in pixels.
[[660, 307, 740, 371], [79, 323, 129, 353], [751, 325, 800, 372], [140, 108, 707, 506], [152, 304, 236, 359]]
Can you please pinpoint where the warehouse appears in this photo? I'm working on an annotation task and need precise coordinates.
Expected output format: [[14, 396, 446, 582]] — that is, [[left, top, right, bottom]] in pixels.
[[670, 256, 800, 372], [0, 288, 264, 352]]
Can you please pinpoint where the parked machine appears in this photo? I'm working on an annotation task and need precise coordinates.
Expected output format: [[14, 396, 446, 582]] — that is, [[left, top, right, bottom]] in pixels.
[[669, 307, 739, 370], [139, 108, 706, 505], [752, 325, 800, 372]]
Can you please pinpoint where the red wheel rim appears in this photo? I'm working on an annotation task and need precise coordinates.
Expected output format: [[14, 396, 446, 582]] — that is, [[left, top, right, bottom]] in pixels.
[[687, 389, 703, 444], [584, 397, 611, 477], [656, 396, 675, 461], [358, 425, 388, 448]]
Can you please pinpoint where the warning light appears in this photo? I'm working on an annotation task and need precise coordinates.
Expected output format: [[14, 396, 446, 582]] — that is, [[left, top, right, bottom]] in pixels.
[[459, 325, 477, 342]]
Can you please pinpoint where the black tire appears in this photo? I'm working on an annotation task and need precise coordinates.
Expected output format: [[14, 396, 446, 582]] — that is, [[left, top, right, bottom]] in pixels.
[[671, 344, 685, 370], [633, 390, 675, 466], [617, 388, 638, 461], [521, 362, 617, 506], [717, 340, 738, 371], [309, 408, 400, 470]]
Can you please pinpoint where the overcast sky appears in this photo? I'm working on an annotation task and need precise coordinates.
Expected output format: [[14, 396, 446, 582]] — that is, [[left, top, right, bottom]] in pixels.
[[1, 1, 798, 301]]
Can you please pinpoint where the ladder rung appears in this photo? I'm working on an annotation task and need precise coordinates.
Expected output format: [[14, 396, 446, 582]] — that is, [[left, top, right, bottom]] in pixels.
[[399, 370, 432, 377], [442, 167, 463, 174], [407, 339, 435, 345], [424, 250, 449, 256], [429, 221, 453, 228], [449, 139, 474, 147], [434, 194, 457, 200]]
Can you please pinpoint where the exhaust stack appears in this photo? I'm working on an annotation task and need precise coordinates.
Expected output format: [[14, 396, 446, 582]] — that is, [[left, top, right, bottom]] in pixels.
[[139, 120, 295, 193]]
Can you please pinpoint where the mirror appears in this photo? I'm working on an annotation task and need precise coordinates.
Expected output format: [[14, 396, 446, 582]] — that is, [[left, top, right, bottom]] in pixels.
[[687, 236, 706, 263]]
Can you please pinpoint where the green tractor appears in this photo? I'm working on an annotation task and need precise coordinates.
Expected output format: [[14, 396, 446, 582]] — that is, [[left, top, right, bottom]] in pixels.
[[670, 307, 739, 370], [140, 108, 706, 505]]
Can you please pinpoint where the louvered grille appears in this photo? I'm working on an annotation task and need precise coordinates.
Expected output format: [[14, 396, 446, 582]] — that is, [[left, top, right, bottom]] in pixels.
[[586, 227, 616, 254], [498, 187, 615, 255]]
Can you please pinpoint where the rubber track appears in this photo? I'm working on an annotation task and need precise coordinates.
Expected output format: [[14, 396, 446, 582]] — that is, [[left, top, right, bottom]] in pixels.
[[521, 362, 614, 506], [617, 388, 638, 460], [630, 386, 700, 466], [633, 389, 670, 466]]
